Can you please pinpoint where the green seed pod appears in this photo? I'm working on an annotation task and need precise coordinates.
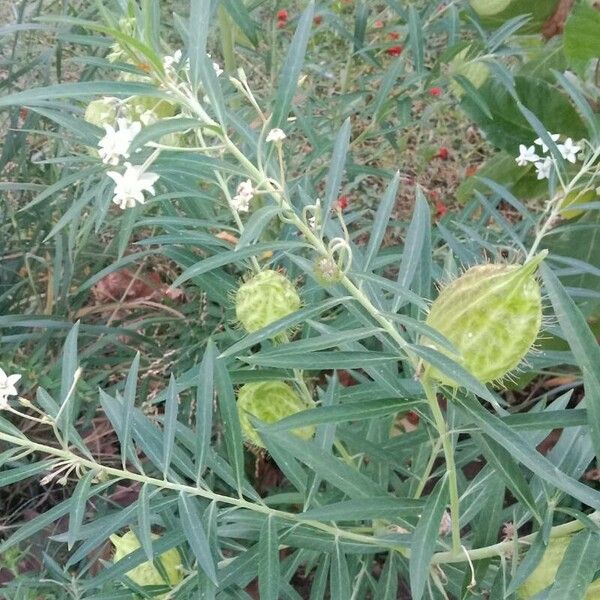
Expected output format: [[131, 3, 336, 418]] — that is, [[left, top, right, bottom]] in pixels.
[[448, 46, 489, 98], [519, 536, 600, 598], [237, 381, 315, 448], [84, 97, 119, 129], [235, 270, 301, 334], [422, 252, 546, 386], [111, 530, 183, 596]]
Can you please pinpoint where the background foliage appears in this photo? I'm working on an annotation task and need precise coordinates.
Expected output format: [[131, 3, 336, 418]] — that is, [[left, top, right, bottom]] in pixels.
[[1, 0, 600, 598]]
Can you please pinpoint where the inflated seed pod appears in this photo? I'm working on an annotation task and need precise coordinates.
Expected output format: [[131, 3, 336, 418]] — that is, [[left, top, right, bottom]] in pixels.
[[111, 530, 183, 596], [237, 381, 315, 448], [519, 536, 600, 598], [235, 270, 301, 334], [84, 97, 119, 129], [422, 252, 546, 386]]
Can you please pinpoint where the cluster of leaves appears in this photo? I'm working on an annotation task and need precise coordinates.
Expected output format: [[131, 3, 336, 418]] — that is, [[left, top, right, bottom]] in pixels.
[[1, 1, 600, 599]]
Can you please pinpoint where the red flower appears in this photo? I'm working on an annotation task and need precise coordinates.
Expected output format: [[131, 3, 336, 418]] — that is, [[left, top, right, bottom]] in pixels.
[[435, 199, 447, 219], [428, 86, 443, 97], [313, 15, 323, 25], [336, 195, 349, 211], [277, 9, 288, 21], [466, 164, 478, 177], [388, 32, 400, 40], [386, 45, 403, 57], [437, 147, 449, 160], [374, 19, 384, 28], [276, 20, 286, 28]]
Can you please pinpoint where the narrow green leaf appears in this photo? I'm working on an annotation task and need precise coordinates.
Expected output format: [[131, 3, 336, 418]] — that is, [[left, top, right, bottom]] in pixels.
[[364, 171, 401, 271], [394, 188, 430, 310], [214, 353, 246, 494], [258, 515, 280, 600], [301, 497, 423, 521], [188, 0, 209, 90], [330, 539, 351, 600], [171, 241, 306, 288], [542, 264, 600, 463], [266, 397, 422, 432], [409, 477, 448, 600], [196, 340, 216, 481], [271, 2, 315, 128], [473, 433, 541, 523], [408, 6, 424, 74], [137, 482, 154, 562], [455, 393, 600, 509], [67, 470, 96, 550], [260, 429, 387, 499], [245, 350, 401, 370], [177, 493, 218, 585], [162, 375, 179, 477], [506, 509, 554, 596], [237, 205, 283, 248], [0, 81, 166, 108], [548, 530, 600, 600], [322, 117, 352, 229], [122, 352, 140, 470], [129, 117, 200, 153]]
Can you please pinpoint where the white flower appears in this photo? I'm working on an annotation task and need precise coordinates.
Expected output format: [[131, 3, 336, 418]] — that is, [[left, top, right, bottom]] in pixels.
[[163, 49, 183, 70], [213, 61, 223, 77], [308, 215, 316, 228], [107, 163, 160, 209], [515, 144, 540, 167], [534, 132, 560, 154], [0, 368, 21, 409], [266, 128, 287, 143], [534, 157, 552, 180], [231, 179, 254, 213], [97, 119, 142, 166], [557, 137, 581, 163]]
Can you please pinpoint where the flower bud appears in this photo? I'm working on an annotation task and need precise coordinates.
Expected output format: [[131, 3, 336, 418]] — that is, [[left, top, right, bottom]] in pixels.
[[235, 270, 301, 333], [422, 252, 546, 386], [519, 535, 600, 598], [237, 381, 315, 448], [314, 256, 343, 286], [110, 530, 183, 596]]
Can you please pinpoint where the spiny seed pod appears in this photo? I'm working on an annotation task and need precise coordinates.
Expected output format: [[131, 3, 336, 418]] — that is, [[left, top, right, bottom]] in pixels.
[[111, 530, 183, 596], [422, 252, 546, 386], [314, 255, 343, 286], [84, 97, 119, 129], [237, 381, 315, 448], [519, 536, 600, 598], [235, 270, 301, 334]]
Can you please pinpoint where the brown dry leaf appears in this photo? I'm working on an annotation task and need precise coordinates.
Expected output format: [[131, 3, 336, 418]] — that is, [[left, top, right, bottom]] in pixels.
[[92, 269, 183, 304], [215, 231, 239, 244]]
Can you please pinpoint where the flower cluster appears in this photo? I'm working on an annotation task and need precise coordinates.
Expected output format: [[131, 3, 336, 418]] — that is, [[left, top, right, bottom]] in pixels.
[[0, 368, 20, 409], [232, 179, 255, 213], [97, 118, 142, 166], [515, 132, 582, 180]]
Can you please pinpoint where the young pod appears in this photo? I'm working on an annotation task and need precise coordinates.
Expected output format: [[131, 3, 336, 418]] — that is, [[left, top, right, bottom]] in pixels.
[[237, 381, 315, 448], [422, 252, 546, 386]]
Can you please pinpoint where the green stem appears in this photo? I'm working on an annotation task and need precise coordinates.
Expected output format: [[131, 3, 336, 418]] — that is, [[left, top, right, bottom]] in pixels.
[[422, 376, 461, 556]]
